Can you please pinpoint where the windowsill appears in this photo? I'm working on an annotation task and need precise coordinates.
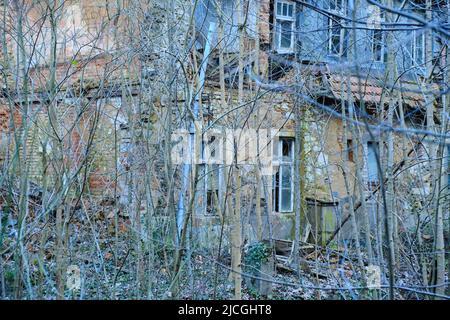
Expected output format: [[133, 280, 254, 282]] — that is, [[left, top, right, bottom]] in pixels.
[[274, 49, 295, 55], [273, 211, 294, 215]]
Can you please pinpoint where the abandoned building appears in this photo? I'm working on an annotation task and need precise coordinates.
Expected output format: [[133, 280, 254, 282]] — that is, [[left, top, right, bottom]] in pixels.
[[0, 0, 448, 250]]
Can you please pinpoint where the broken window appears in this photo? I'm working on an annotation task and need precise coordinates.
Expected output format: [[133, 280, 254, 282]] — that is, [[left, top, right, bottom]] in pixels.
[[274, 0, 296, 53], [201, 130, 223, 165], [367, 5, 386, 62], [407, 6, 426, 68], [205, 164, 222, 215], [367, 141, 379, 185], [371, 28, 386, 62], [327, 0, 347, 56], [273, 137, 294, 212], [206, 189, 219, 215], [346, 139, 354, 162]]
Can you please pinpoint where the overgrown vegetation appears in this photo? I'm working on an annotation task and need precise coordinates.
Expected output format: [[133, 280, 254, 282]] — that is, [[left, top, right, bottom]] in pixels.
[[0, 0, 448, 300]]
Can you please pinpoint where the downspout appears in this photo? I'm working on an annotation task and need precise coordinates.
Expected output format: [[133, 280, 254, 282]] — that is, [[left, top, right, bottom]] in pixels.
[[176, 21, 216, 242]]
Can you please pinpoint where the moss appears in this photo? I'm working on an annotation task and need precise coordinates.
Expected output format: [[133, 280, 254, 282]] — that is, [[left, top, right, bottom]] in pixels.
[[282, 213, 296, 240]]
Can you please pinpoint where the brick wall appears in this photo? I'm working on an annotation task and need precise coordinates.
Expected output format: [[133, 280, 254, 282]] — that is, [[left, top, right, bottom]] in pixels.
[[0, 0, 141, 195]]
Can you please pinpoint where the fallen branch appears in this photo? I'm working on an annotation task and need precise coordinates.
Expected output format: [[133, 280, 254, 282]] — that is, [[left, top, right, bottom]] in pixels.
[[325, 137, 425, 246]]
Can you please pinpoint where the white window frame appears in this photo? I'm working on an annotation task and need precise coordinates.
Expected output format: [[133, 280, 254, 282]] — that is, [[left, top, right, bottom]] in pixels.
[[370, 11, 386, 63], [367, 141, 379, 185], [327, 0, 347, 56], [410, 29, 425, 67], [274, 0, 296, 53], [273, 137, 294, 213]]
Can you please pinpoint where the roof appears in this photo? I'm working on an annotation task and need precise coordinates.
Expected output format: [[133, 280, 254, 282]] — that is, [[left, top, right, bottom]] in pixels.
[[326, 73, 440, 109], [276, 63, 441, 110]]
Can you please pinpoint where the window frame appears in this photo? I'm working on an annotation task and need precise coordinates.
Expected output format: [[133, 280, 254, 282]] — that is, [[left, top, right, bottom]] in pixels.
[[273, 137, 294, 213], [274, 0, 296, 53], [205, 163, 222, 215], [410, 29, 425, 67], [367, 141, 380, 187], [407, 7, 426, 68], [327, 0, 347, 57], [346, 139, 354, 162], [371, 28, 386, 62], [369, 9, 386, 64]]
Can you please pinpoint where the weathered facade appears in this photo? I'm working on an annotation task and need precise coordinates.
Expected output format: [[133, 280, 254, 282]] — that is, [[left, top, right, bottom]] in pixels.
[[0, 0, 447, 246], [191, 0, 447, 244]]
